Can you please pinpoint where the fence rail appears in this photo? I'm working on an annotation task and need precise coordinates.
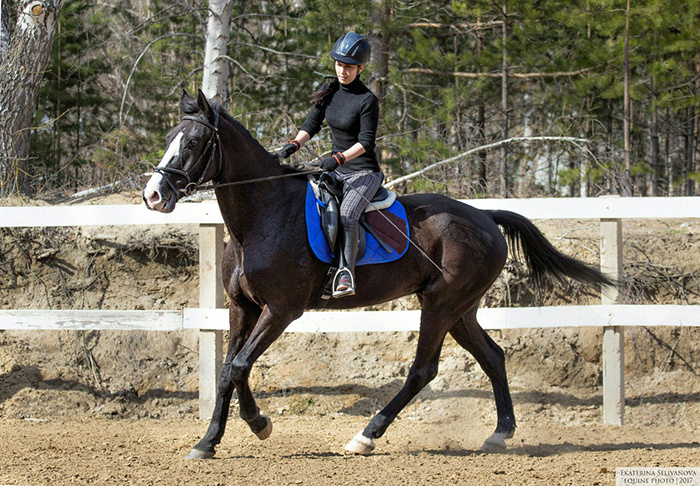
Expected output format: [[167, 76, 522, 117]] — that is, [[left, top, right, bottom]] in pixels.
[[2, 196, 699, 423], [3, 305, 698, 332], [2, 196, 698, 227]]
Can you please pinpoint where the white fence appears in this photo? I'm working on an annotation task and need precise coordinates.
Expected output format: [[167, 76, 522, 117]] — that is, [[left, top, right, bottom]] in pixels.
[[2, 196, 700, 424]]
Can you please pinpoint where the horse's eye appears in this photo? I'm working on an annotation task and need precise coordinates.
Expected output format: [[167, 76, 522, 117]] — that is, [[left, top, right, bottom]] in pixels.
[[187, 139, 199, 148]]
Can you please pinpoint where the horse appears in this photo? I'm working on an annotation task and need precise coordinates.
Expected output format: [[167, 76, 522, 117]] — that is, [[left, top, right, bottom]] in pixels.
[[143, 90, 612, 459]]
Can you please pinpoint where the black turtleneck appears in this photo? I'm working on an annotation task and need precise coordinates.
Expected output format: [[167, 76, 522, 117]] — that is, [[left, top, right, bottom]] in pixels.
[[300, 77, 380, 174]]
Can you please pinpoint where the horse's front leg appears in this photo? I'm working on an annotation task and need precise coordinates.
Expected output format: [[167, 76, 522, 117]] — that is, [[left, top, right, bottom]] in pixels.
[[189, 304, 296, 458], [230, 305, 296, 439], [187, 302, 261, 459]]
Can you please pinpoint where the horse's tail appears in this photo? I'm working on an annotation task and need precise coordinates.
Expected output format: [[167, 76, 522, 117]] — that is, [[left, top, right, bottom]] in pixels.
[[487, 209, 615, 289]]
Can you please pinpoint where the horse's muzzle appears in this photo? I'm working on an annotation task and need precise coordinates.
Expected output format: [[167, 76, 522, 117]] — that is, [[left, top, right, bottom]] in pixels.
[[143, 171, 181, 213], [143, 186, 177, 213]]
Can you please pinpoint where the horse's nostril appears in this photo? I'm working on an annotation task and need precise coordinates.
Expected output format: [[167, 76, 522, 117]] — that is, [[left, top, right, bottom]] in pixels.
[[146, 190, 161, 205]]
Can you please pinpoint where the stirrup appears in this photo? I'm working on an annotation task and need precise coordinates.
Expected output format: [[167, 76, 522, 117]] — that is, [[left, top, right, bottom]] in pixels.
[[332, 267, 355, 298]]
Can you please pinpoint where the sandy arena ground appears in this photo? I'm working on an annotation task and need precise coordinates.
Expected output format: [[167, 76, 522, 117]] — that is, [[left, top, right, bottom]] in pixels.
[[1, 399, 699, 485]]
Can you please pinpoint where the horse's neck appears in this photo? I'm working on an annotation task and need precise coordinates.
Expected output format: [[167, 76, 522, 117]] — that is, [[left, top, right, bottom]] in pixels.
[[215, 122, 301, 242], [220, 121, 284, 183]]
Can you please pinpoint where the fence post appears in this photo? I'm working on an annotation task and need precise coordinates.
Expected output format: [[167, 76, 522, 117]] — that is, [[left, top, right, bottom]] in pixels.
[[600, 216, 624, 425], [198, 223, 225, 420]]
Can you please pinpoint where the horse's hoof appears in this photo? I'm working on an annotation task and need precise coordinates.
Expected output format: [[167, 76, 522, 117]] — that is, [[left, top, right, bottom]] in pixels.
[[254, 414, 273, 440], [480, 432, 508, 453], [186, 448, 215, 460], [345, 432, 375, 455]]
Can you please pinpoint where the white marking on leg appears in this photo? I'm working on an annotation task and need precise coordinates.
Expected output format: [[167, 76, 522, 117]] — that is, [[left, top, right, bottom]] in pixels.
[[186, 448, 214, 460], [345, 431, 376, 455], [481, 431, 508, 452]]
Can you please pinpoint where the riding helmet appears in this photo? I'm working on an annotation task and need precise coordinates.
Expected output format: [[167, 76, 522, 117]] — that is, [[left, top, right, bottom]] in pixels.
[[330, 32, 371, 65]]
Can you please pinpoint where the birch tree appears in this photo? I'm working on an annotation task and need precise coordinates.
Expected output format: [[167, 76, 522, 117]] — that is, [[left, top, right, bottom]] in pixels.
[[201, 0, 232, 103], [0, 0, 63, 196]]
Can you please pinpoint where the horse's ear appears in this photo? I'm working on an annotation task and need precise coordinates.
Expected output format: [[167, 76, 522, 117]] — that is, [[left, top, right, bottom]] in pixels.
[[180, 89, 193, 112], [197, 89, 215, 123]]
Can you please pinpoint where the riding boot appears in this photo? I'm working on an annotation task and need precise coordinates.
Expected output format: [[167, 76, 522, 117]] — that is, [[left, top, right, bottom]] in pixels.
[[333, 220, 360, 298]]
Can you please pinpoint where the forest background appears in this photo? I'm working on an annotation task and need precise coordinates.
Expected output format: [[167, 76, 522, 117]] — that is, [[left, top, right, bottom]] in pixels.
[[1, 0, 700, 201]]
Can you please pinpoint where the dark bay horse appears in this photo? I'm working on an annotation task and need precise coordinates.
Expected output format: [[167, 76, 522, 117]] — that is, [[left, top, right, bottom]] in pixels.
[[143, 90, 612, 459]]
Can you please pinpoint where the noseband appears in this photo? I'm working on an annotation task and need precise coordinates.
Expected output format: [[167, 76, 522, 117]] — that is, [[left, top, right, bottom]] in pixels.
[[155, 110, 223, 197]]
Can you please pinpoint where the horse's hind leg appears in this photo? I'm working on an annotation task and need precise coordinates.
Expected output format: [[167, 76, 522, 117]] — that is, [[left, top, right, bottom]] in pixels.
[[345, 307, 455, 455], [449, 308, 516, 452]]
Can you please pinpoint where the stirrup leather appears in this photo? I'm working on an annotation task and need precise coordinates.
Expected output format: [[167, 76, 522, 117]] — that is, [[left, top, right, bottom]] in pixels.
[[332, 267, 355, 298]]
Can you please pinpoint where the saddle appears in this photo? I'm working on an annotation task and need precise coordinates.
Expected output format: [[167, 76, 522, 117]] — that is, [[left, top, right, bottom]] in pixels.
[[305, 174, 410, 302], [306, 171, 407, 250]]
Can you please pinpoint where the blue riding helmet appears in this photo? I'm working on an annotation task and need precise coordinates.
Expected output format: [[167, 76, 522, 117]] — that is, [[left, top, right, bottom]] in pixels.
[[331, 32, 371, 65]]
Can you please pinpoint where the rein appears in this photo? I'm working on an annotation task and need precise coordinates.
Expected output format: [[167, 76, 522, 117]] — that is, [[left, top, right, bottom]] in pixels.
[[158, 110, 321, 194], [212, 167, 322, 188]]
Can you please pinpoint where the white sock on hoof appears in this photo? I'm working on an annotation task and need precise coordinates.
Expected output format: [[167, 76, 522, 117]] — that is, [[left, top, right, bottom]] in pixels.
[[344, 431, 375, 455], [480, 432, 508, 453], [186, 448, 215, 460]]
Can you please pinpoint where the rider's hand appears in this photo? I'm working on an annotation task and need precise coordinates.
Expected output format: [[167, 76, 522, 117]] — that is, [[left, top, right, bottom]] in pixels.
[[319, 153, 346, 171], [277, 140, 301, 159]]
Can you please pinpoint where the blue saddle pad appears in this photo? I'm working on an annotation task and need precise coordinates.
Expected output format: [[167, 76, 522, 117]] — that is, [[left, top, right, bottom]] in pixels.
[[305, 182, 409, 266]]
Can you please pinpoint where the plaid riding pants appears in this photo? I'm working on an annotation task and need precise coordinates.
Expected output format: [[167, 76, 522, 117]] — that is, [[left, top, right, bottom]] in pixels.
[[332, 170, 384, 224]]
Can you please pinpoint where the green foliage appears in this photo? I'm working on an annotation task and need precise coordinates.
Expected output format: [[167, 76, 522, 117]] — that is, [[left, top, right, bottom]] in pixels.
[[32, 1, 114, 188], [26, 0, 700, 197]]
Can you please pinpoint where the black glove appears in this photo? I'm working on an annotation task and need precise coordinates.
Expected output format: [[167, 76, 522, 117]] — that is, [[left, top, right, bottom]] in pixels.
[[277, 140, 301, 159], [319, 152, 346, 171]]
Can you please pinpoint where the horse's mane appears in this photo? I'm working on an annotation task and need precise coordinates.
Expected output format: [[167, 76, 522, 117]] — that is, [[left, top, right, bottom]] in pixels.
[[180, 96, 312, 176]]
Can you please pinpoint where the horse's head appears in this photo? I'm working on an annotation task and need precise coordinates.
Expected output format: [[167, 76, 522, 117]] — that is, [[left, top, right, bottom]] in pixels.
[[143, 90, 222, 213]]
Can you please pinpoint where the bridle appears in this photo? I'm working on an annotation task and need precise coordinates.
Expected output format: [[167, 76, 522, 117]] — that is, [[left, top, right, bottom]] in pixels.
[[154, 110, 223, 197], [153, 109, 322, 193]]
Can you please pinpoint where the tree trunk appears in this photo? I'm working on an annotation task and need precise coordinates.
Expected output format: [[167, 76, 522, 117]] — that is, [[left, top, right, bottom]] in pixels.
[[202, 0, 232, 103], [580, 140, 588, 197], [667, 110, 675, 196], [0, 0, 63, 197], [606, 99, 615, 194], [685, 105, 695, 196], [622, 0, 632, 196], [651, 102, 660, 196], [369, 0, 389, 108], [0, 0, 10, 63], [475, 15, 487, 193], [650, 32, 661, 197], [369, 0, 389, 167], [500, 2, 509, 198]]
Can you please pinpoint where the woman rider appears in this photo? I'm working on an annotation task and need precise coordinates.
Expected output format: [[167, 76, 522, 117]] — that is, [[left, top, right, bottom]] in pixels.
[[278, 32, 383, 298]]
